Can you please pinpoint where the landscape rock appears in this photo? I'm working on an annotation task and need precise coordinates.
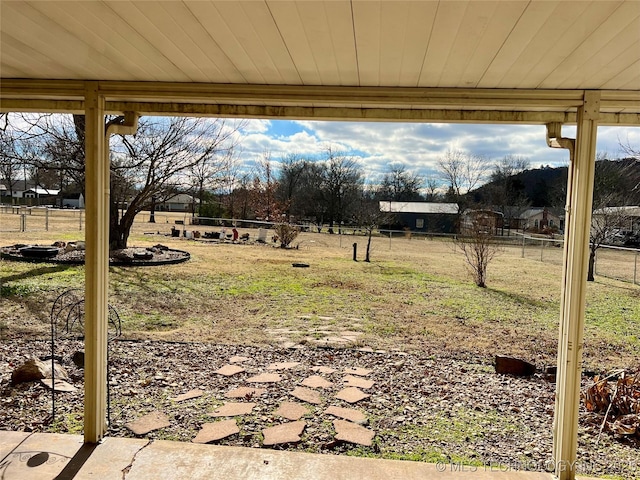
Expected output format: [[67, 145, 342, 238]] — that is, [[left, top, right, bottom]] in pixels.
[[11, 358, 68, 385], [72, 350, 85, 368]]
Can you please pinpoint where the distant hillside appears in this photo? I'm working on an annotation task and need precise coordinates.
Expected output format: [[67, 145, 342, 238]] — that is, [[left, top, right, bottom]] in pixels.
[[472, 158, 640, 208]]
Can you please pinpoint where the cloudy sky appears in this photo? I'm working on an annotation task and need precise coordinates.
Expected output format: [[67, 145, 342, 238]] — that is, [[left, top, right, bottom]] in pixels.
[[236, 119, 640, 186]]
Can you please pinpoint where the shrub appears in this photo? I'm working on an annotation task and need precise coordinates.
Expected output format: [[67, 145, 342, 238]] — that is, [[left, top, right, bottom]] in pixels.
[[273, 223, 300, 248]]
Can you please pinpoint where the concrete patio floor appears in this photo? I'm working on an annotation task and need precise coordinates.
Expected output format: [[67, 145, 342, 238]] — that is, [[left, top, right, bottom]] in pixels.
[[1, 430, 601, 480]]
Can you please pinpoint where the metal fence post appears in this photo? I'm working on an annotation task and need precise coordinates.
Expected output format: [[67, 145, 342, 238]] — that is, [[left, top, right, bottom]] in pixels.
[[634, 251, 638, 285], [522, 233, 525, 258], [20, 213, 26, 232], [79, 210, 83, 231], [540, 238, 544, 262], [45, 208, 49, 231]]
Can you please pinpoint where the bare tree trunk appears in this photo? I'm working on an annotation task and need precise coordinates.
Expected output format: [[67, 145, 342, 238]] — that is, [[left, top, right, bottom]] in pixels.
[[365, 229, 372, 262], [587, 250, 596, 282]]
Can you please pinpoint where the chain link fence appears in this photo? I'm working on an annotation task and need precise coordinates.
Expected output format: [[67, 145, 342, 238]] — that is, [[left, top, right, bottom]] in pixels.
[[518, 233, 639, 285], [2, 207, 638, 285]]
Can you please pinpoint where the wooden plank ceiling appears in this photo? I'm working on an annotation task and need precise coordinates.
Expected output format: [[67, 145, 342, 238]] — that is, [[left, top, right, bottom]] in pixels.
[[1, 0, 639, 119]]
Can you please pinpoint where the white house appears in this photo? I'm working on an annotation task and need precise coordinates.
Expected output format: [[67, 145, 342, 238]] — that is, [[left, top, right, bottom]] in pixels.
[[157, 194, 199, 212]]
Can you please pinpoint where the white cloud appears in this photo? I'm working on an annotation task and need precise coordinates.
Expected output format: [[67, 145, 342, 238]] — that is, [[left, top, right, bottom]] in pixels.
[[231, 118, 639, 184]]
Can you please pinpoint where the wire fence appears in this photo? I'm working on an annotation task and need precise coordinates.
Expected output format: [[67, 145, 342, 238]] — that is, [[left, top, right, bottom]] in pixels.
[[2, 206, 638, 285], [517, 233, 639, 286], [0, 205, 84, 233]]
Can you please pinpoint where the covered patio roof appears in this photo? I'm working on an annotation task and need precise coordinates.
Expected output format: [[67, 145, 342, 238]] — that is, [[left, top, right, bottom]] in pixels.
[[1, 2, 639, 480], [1, 0, 639, 121]]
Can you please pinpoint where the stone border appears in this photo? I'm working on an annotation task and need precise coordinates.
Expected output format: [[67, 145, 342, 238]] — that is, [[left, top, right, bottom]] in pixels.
[[0, 245, 190, 267]]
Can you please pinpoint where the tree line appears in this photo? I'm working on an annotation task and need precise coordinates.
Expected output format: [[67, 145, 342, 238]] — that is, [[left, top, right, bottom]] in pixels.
[[1, 113, 638, 263]]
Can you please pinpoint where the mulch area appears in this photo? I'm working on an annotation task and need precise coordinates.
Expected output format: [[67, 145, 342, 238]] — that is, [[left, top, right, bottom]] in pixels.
[[1, 338, 638, 478]]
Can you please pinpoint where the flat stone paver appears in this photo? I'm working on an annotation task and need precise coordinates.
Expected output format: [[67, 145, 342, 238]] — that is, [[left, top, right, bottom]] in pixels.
[[224, 386, 267, 399], [344, 367, 372, 377], [40, 378, 78, 392], [274, 402, 308, 420], [343, 375, 374, 389], [125, 411, 170, 435], [211, 402, 256, 417], [193, 420, 239, 443], [262, 421, 306, 446], [335, 387, 370, 404], [324, 406, 368, 425], [333, 419, 375, 446], [339, 331, 362, 337], [214, 364, 246, 376], [291, 386, 322, 405], [311, 366, 336, 374], [301, 375, 333, 389], [172, 389, 204, 402], [246, 373, 283, 383], [266, 362, 300, 370], [229, 356, 251, 363]]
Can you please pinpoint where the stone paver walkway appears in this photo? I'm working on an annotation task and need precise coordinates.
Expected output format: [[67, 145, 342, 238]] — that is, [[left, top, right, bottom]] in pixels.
[[125, 346, 378, 447]]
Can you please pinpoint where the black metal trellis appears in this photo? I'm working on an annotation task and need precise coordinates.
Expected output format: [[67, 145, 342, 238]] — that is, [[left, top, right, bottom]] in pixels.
[[50, 289, 121, 427]]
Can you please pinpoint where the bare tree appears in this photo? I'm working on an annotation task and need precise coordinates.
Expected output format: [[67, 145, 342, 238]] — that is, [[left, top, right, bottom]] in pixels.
[[377, 165, 423, 201], [488, 155, 530, 232], [437, 150, 489, 200], [0, 129, 23, 202], [424, 175, 440, 201], [619, 137, 639, 161], [353, 188, 392, 262], [109, 117, 239, 249], [250, 151, 284, 222], [455, 211, 501, 287], [323, 146, 363, 232], [589, 200, 632, 281], [8, 113, 241, 249]]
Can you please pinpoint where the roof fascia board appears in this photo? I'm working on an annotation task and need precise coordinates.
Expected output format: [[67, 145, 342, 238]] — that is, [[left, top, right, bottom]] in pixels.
[[1, 99, 639, 126], [1, 80, 638, 125]]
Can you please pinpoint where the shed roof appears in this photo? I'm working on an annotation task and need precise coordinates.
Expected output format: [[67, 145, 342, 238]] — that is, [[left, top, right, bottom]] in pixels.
[[380, 201, 458, 215]]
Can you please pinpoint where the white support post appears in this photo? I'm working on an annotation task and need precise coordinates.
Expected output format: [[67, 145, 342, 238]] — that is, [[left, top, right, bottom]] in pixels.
[[553, 91, 600, 480], [84, 83, 109, 443]]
